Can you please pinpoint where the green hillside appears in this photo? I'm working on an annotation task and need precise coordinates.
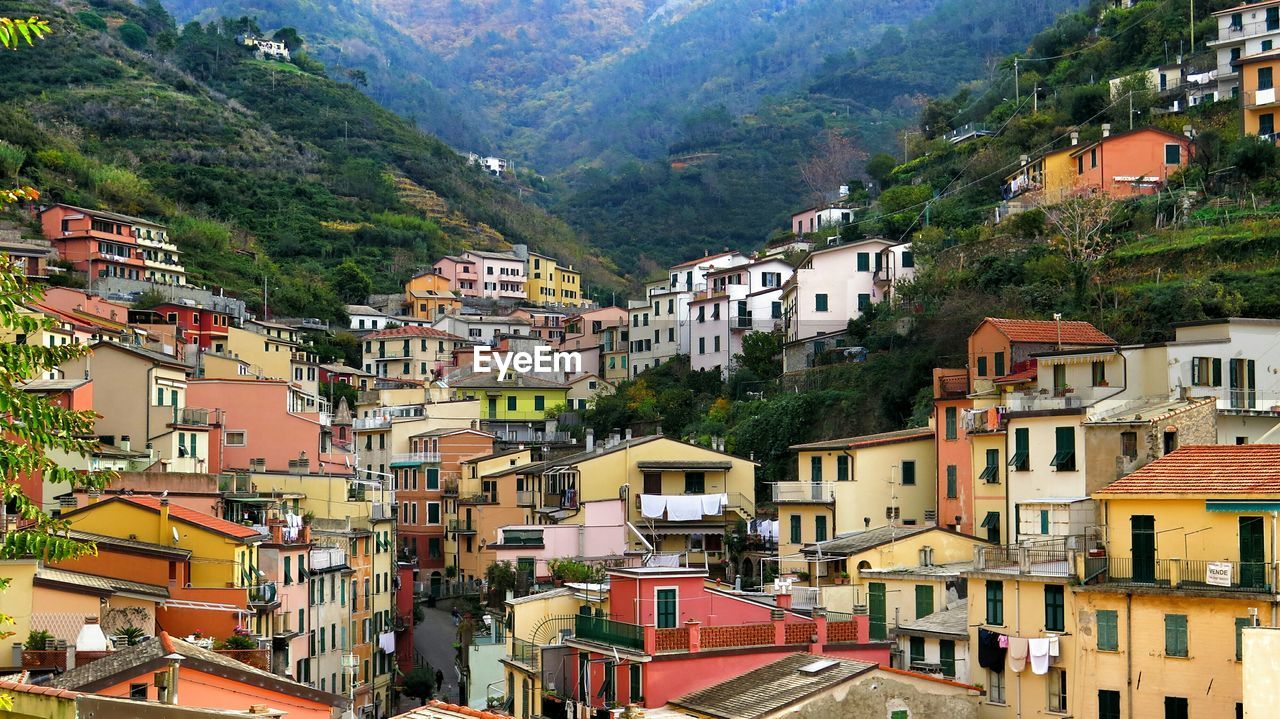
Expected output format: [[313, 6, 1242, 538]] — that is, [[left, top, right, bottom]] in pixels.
[[0, 1, 623, 318]]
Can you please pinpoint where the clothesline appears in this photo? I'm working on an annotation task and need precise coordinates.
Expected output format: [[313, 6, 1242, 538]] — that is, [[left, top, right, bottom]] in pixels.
[[640, 493, 728, 522], [976, 627, 1062, 676]]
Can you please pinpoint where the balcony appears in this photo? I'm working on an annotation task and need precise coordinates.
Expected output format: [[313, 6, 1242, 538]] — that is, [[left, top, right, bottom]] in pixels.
[[1245, 87, 1279, 109], [354, 416, 391, 430], [973, 543, 1074, 577], [248, 582, 278, 605], [442, 478, 460, 497], [448, 518, 477, 535], [515, 490, 535, 507], [574, 614, 645, 651], [169, 406, 220, 427], [509, 637, 539, 669], [772, 482, 836, 504], [458, 493, 498, 505], [391, 452, 441, 465], [1085, 556, 1272, 593], [1004, 391, 1085, 413]]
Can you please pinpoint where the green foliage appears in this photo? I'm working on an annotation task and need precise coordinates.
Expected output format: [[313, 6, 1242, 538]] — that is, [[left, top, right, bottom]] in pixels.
[[484, 561, 516, 594], [217, 632, 258, 650], [117, 21, 148, 50], [118, 625, 146, 646], [24, 629, 53, 650], [402, 666, 435, 701], [547, 559, 606, 584], [0, 16, 51, 50], [734, 331, 782, 381], [1230, 136, 1280, 180], [75, 12, 107, 31], [331, 259, 372, 304], [0, 140, 25, 182], [865, 153, 897, 187], [130, 288, 170, 310]]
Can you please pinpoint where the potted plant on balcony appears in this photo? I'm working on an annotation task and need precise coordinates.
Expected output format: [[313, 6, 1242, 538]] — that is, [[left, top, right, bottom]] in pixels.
[[834, 571, 850, 585], [445, 564, 459, 580], [795, 570, 811, 582], [118, 625, 146, 647], [218, 633, 258, 651], [302, 511, 314, 526]]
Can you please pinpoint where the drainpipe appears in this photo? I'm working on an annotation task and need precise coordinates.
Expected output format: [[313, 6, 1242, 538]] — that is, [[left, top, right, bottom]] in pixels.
[[146, 365, 158, 446], [1126, 593, 1133, 718], [1272, 512, 1278, 628], [1015, 580, 1022, 719]]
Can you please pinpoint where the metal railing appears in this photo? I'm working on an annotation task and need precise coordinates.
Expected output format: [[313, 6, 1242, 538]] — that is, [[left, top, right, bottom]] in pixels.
[[441, 478, 459, 496], [248, 582, 278, 604], [1091, 556, 1271, 592], [515, 490, 535, 506], [574, 614, 645, 651], [509, 637, 539, 669], [448, 518, 477, 534], [790, 586, 822, 610], [772, 482, 836, 503]]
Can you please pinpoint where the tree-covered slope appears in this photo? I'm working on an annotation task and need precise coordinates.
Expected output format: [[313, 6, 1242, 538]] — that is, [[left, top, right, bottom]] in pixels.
[[0, 1, 622, 317]]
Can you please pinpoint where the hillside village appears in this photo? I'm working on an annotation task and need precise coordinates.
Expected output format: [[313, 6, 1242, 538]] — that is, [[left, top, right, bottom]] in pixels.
[[7, 2, 1280, 719]]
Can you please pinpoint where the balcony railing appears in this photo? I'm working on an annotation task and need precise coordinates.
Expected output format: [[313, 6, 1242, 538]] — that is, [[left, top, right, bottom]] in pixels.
[[974, 544, 1073, 577], [171, 406, 219, 426], [391, 452, 441, 465], [1246, 87, 1279, 108], [442, 478, 459, 497], [772, 482, 836, 503], [248, 582, 278, 605], [509, 637, 539, 669], [574, 614, 645, 651], [311, 546, 346, 570], [1087, 556, 1272, 592], [515, 490, 535, 507], [458, 493, 498, 505], [448, 518, 477, 534]]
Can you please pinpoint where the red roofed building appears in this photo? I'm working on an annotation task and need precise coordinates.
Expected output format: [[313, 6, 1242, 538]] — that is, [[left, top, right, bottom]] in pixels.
[[361, 325, 467, 382]]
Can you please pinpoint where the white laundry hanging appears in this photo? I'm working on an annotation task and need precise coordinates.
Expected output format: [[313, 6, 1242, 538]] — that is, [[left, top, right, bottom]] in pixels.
[[640, 494, 668, 519]]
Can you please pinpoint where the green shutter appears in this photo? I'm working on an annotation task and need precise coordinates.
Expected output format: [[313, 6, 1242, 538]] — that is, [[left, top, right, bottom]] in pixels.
[[901, 461, 916, 485], [836, 455, 849, 481], [1097, 610, 1118, 651], [980, 449, 999, 482], [811, 456, 823, 482], [1212, 357, 1222, 386], [915, 585, 934, 619], [427, 467, 439, 489], [976, 356, 988, 377], [939, 640, 956, 677], [815, 516, 827, 542], [1165, 614, 1187, 657], [1010, 427, 1030, 470], [1051, 427, 1076, 470], [656, 589, 677, 628], [946, 465, 957, 498], [790, 515, 802, 544], [994, 352, 1005, 377], [1237, 617, 1251, 661], [815, 294, 828, 312], [986, 581, 1003, 625], [869, 583, 886, 640], [857, 253, 870, 272], [945, 407, 957, 439], [909, 636, 925, 665]]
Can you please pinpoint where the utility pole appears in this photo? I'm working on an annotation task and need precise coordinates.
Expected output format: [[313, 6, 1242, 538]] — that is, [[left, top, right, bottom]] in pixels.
[[1014, 58, 1020, 107], [1190, 0, 1195, 49]]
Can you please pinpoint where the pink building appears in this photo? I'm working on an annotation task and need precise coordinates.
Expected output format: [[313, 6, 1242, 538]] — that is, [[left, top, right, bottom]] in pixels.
[[433, 249, 527, 300], [560, 566, 889, 711], [490, 500, 628, 580], [431, 256, 479, 297], [257, 519, 314, 677], [186, 378, 351, 475]]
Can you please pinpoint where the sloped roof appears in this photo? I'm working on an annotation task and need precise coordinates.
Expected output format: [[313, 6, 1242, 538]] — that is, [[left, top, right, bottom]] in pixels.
[[49, 633, 345, 708], [790, 426, 933, 451], [892, 600, 968, 639], [666, 653, 875, 719], [670, 251, 739, 269], [35, 566, 168, 599], [62, 496, 265, 541], [982, 317, 1116, 346], [1096, 445, 1280, 495], [448, 371, 568, 389], [801, 524, 936, 557], [363, 325, 463, 341]]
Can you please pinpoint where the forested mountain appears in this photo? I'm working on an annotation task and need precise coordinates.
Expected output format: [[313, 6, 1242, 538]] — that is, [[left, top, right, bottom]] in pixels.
[[0, 0, 622, 318]]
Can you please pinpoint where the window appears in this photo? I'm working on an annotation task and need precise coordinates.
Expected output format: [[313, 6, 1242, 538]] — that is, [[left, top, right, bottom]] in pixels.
[[534, 395, 545, 411], [994, 351, 1005, 377], [980, 449, 1000, 483], [1096, 609, 1119, 650], [130, 683, 148, 699], [427, 467, 439, 490], [284, 556, 292, 585], [1048, 668, 1067, 713], [985, 581, 1003, 625], [225, 431, 247, 447], [1051, 427, 1076, 471], [1040, 510, 1050, 535], [1120, 431, 1138, 460], [857, 252, 870, 272], [815, 294, 829, 312], [629, 663, 642, 703], [1190, 356, 1221, 386], [836, 455, 849, 481], [1010, 427, 1030, 470], [901, 460, 916, 486], [982, 511, 1000, 543], [1077, 155, 1084, 175], [939, 639, 956, 677], [1165, 697, 1188, 719], [1165, 614, 1188, 657], [857, 294, 871, 313], [1231, 11, 1242, 28], [810, 456, 823, 482], [656, 588, 677, 628], [1270, 6, 1279, 31], [945, 407, 957, 440], [915, 585, 933, 619], [1099, 690, 1120, 719], [1262, 113, 1276, 139], [902, 251, 915, 268], [698, 337, 705, 354], [1052, 363, 1067, 390], [1091, 360, 1107, 386], [507, 396, 517, 411], [815, 515, 827, 542], [976, 356, 988, 377], [427, 502, 441, 525], [1045, 585, 1065, 632], [909, 636, 925, 666], [1236, 617, 1252, 661], [684, 472, 705, 493], [1261, 66, 1274, 91], [946, 465, 957, 498], [987, 670, 1006, 705]]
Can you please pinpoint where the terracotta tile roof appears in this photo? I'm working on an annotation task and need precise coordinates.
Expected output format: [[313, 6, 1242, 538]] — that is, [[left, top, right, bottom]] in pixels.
[[64, 496, 264, 540], [994, 364, 1038, 384], [983, 317, 1116, 346], [397, 699, 512, 719], [789, 426, 933, 451], [365, 325, 463, 341], [666, 653, 875, 719], [1096, 445, 1280, 495], [0, 679, 81, 699]]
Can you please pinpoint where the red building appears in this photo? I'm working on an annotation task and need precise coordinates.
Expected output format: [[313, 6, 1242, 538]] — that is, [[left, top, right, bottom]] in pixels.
[[1067, 126, 1193, 198], [152, 302, 232, 353], [557, 567, 889, 713], [39, 204, 149, 283]]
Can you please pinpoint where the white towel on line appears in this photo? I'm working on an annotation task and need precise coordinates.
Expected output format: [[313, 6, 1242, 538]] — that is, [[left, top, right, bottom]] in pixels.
[[1028, 638, 1051, 675], [665, 495, 706, 521], [640, 494, 667, 519], [700, 493, 727, 516]]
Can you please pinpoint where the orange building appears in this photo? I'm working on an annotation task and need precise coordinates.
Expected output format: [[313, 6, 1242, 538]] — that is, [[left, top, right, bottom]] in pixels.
[[38, 204, 150, 283], [395, 428, 495, 578], [46, 632, 346, 718], [1239, 48, 1280, 140], [404, 270, 462, 320], [1067, 125, 1193, 198]]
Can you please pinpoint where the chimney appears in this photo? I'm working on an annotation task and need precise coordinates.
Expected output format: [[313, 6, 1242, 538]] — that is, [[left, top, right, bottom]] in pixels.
[[609, 429, 621, 448], [624, 428, 633, 441], [585, 428, 594, 452], [1101, 123, 1111, 138], [159, 497, 172, 545], [1183, 124, 1194, 139], [120, 435, 131, 452], [1070, 131, 1079, 146], [1019, 154, 1028, 167]]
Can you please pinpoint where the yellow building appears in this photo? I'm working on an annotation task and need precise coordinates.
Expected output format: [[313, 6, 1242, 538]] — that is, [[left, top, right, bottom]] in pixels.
[[777, 428, 937, 572], [797, 525, 988, 620], [512, 434, 755, 566], [0, 559, 39, 671], [1239, 49, 1280, 140], [526, 252, 585, 307], [60, 496, 263, 591], [362, 325, 466, 382], [449, 372, 569, 424], [404, 270, 462, 320], [446, 447, 534, 584], [501, 585, 604, 718], [223, 325, 294, 381], [1002, 144, 1079, 206]]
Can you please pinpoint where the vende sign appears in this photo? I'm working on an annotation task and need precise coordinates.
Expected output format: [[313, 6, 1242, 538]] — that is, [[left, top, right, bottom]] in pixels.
[[1205, 562, 1233, 587]]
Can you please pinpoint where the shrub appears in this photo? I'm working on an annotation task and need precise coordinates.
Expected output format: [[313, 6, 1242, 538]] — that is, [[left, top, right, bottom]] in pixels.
[[118, 22, 149, 51], [217, 633, 259, 650], [25, 630, 54, 650], [76, 11, 108, 31]]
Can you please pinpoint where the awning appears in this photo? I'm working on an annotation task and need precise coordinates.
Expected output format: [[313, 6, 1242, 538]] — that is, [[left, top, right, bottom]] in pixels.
[[159, 599, 252, 615], [636, 460, 732, 471], [980, 512, 1000, 529], [225, 497, 277, 504], [644, 524, 726, 536], [1206, 500, 1280, 513]]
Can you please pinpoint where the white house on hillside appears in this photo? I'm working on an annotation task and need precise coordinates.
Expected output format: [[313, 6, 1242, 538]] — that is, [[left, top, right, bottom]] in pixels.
[[689, 256, 794, 378]]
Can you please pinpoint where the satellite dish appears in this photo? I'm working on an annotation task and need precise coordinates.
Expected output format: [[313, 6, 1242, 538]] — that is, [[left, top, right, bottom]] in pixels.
[[172, 526, 180, 545]]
